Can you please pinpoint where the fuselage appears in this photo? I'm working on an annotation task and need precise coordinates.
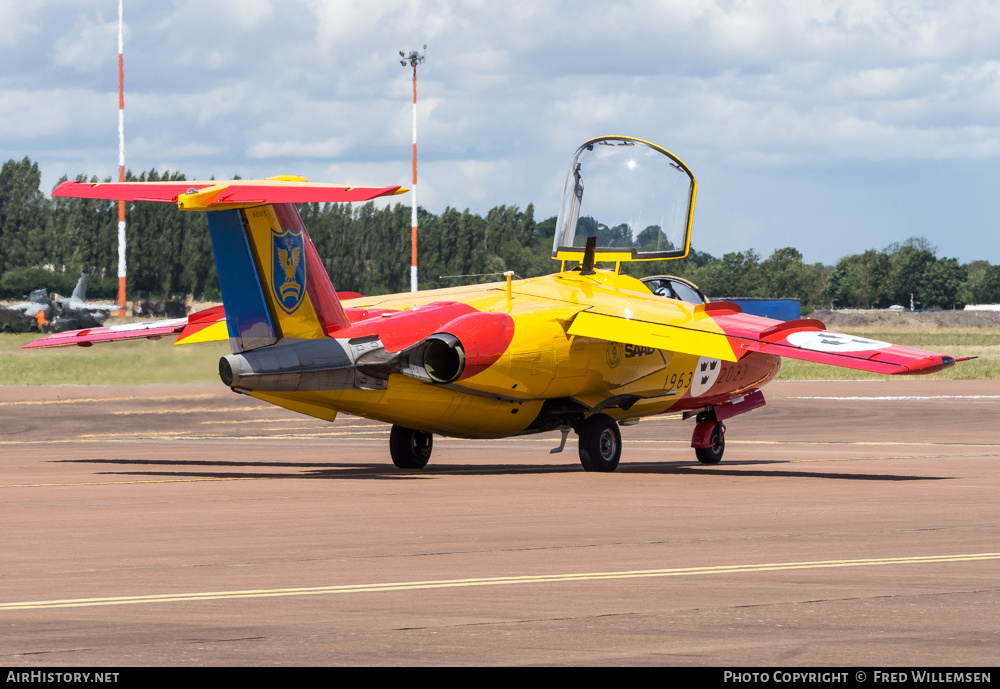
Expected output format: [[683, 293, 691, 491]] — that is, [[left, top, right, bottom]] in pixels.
[[248, 268, 781, 438]]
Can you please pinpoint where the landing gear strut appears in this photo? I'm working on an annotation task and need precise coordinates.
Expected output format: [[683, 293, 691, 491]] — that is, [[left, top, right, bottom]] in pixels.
[[389, 425, 433, 469], [578, 413, 622, 472], [691, 412, 725, 465]]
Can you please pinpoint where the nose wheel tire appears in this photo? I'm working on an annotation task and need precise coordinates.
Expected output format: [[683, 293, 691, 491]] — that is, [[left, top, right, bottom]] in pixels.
[[694, 420, 725, 465], [389, 425, 433, 469], [578, 413, 622, 472]]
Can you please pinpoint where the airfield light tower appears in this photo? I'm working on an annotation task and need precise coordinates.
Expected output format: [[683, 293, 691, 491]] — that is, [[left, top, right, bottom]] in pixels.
[[400, 45, 426, 292], [116, 0, 127, 316]]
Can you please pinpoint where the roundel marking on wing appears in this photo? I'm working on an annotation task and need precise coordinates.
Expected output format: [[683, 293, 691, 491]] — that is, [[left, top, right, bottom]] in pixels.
[[690, 356, 722, 397], [786, 331, 891, 353]]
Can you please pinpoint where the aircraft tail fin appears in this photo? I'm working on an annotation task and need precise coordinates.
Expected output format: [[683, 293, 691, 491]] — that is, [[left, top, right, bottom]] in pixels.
[[49, 177, 408, 354], [208, 203, 353, 353], [71, 272, 88, 302]]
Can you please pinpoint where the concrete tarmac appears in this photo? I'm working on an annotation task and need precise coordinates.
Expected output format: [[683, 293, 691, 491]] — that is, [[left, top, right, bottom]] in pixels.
[[1, 379, 998, 666]]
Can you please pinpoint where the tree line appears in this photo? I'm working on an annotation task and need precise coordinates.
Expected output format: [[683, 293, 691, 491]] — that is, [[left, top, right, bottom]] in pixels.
[[2, 156, 998, 311]]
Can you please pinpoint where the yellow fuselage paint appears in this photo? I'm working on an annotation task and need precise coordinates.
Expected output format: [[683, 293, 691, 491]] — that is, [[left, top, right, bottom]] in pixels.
[[256, 268, 772, 438]]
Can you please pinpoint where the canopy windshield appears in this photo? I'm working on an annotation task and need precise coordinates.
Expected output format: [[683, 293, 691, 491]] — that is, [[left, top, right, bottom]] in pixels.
[[552, 136, 696, 262]]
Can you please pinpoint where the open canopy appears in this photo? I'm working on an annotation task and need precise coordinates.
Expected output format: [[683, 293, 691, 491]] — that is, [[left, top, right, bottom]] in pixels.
[[552, 136, 697, 263]]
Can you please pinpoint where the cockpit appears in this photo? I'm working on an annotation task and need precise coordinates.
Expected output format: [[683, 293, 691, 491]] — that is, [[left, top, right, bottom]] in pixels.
[[640, 275, 708, 304]]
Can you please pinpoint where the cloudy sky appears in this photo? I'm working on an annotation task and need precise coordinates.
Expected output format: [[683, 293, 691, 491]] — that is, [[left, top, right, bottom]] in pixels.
[[3, 0, 1000, 265]]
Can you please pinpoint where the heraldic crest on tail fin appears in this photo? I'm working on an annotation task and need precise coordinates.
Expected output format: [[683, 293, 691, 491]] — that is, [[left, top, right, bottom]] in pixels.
[[272, 225, 306, 314]]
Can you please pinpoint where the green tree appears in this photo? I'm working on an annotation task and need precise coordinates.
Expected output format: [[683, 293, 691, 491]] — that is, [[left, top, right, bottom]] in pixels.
[[0, 157, 50, 274], [47, 174, 118, 286], [757, 247, 828, 311], [921, 257, 966, 309], [886, 244, 938, 308], [692, 250, 762, 299], [960, 262, 1000, 304], [759, 247, 804, 298], [19, 157, 1000, 312], [825, 249, 892, 308]]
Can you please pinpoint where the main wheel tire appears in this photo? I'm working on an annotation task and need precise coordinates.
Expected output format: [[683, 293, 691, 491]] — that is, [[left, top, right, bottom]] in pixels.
[[578, 413, 622, 472], [694, 421, 725, 465], [389, 425, 433, 469]]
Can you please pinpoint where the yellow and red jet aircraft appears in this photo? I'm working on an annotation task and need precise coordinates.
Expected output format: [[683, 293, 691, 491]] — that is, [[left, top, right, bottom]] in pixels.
[[32, 136, 966, 471]]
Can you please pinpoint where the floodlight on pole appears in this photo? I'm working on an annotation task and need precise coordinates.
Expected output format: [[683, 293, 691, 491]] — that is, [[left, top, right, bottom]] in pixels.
[[116, 0, 127, 316], [399, 45, 425, 292]]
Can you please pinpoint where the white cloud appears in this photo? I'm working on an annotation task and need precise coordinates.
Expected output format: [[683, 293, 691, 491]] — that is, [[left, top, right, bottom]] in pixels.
[[0, 1, 43, 47], [52, 15, 118, 73], [0, 87, 115, 140], [248, 136, 350, 159], [6, 0, 1000, 264]]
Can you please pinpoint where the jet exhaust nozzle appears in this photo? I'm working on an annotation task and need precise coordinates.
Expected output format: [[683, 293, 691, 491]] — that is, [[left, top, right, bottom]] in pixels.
[[417, 334, 466, 384], [219, 356, 234, 386]]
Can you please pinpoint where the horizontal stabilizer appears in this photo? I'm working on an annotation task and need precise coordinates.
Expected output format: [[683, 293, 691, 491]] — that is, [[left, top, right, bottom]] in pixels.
[[21, 318, 188, 348], [175, 305, 229, 345], [52, 179, 407, 209], [21, 306, 227, 349]]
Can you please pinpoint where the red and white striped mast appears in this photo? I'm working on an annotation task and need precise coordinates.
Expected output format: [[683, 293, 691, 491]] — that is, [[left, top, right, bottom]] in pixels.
[[116, 0, 127, 315], [399, 45, 426, 292]]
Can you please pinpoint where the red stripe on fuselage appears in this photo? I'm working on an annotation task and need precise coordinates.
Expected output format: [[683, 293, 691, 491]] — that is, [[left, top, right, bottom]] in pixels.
[[671, 352, 781, 411], [435, 311, 515, 380], [335, 301, 515, 377], [335, 302, 479, 352]]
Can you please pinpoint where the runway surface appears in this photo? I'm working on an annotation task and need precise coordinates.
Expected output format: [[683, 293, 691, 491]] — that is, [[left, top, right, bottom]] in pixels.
[[1, 379, 998, 666]]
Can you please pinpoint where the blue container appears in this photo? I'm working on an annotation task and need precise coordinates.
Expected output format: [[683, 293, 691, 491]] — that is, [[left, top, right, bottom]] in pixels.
[[716, 298, 801, 321]]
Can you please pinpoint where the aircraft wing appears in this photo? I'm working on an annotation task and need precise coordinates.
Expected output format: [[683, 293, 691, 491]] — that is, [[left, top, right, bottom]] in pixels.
[[567, 294, 956, 375], [568, 297, 737, 362], [5, 302, 34, 312], [21, 305, 227, 349], [707, 306, 957, 375]]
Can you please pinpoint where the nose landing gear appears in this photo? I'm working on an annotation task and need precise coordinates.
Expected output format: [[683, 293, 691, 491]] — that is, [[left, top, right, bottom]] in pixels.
[[691, 412, 725, 465]]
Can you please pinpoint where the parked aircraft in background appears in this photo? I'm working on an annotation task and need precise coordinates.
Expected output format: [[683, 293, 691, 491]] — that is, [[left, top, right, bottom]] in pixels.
[[6, 290, 50, 320], [9, 272, 116, 316], [4, 272, 120, 332], [28, 139, 968, 471]]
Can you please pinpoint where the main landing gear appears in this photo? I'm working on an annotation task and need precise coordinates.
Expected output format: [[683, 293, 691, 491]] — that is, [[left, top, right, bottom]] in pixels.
[[390, 415, 626, 473], [691, 411, 725, 465], [388, 411, 725, 472], [389, 425, 433, 469], [577, 413, 622, 472], [574, 410, 726, 472]]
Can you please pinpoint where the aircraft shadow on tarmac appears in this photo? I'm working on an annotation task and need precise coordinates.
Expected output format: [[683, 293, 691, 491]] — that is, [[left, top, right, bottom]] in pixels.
[[55, 457, 950, 482]]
